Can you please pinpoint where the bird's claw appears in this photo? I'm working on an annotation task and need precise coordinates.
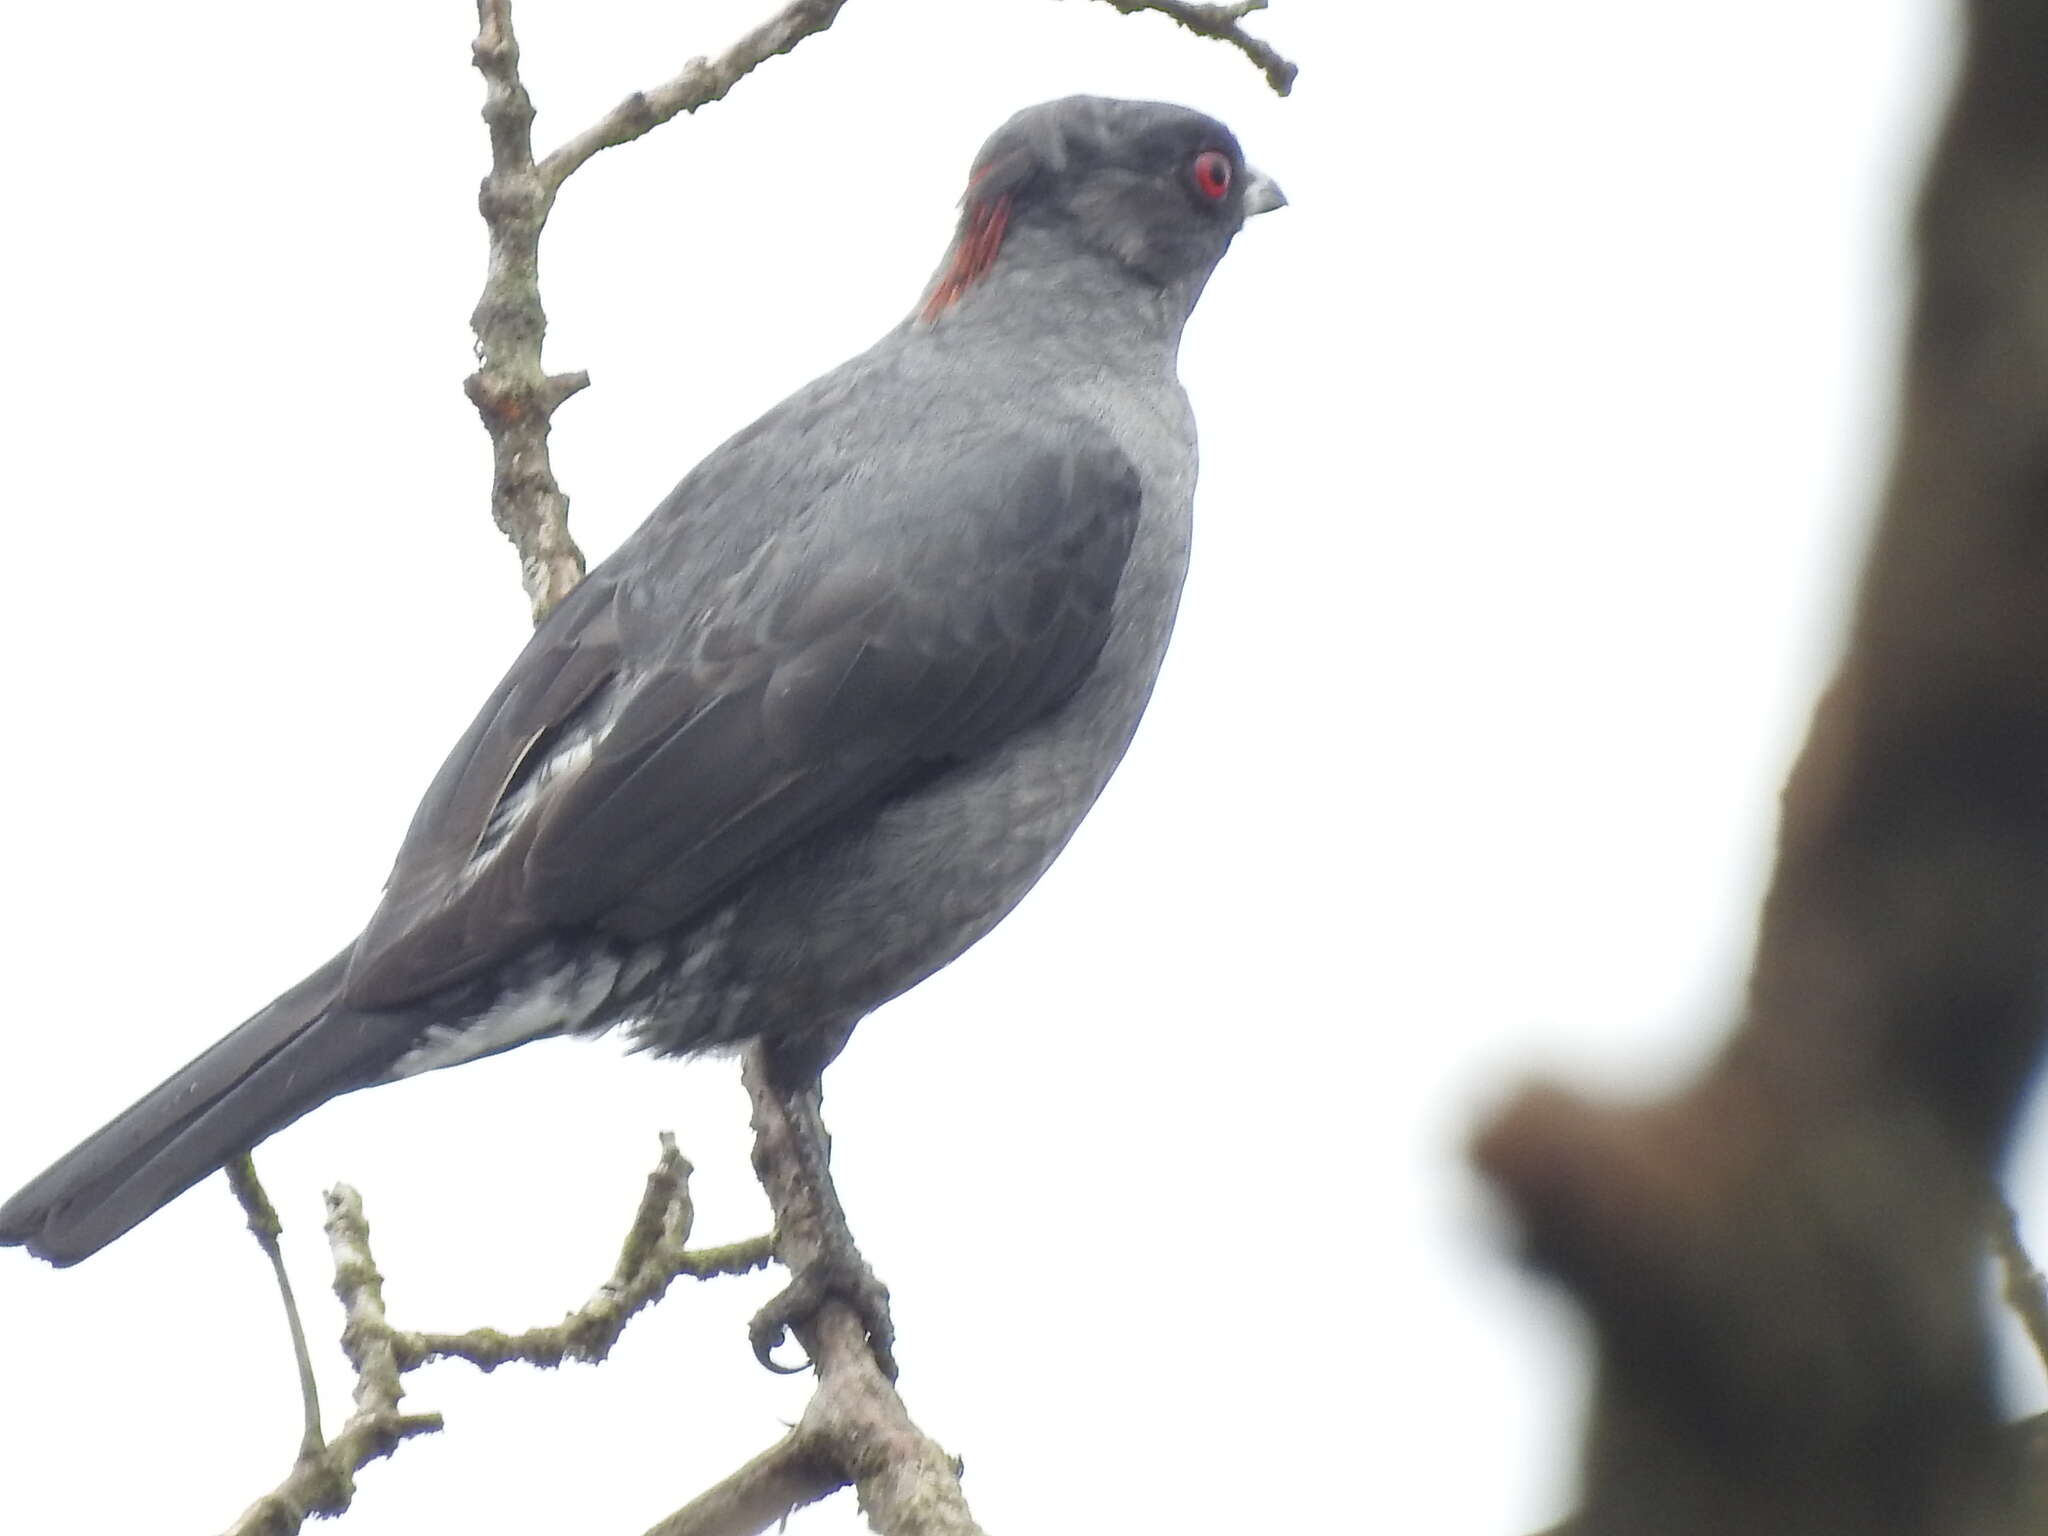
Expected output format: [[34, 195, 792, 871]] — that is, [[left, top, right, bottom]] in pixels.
[[748, 1250, 898, 1380]]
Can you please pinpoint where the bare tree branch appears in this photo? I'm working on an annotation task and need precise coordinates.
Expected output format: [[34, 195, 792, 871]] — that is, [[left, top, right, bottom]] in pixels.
[[1089, 0, 1298, 96], [1476, 3, 2048, 1531], [465, 0, 851, 622], [466, 0, 590, 621]]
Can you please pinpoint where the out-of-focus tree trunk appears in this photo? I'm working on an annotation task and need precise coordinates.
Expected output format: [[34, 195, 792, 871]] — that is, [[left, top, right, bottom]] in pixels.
[[1479, 5, 2048, 1532]]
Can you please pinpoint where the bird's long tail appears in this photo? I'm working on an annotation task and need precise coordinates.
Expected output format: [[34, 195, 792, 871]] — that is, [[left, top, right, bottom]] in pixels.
[[0, 946, 390, 1266]]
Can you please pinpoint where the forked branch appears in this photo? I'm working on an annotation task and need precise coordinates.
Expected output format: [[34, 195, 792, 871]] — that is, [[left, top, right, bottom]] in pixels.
[[223, 1141, 770, 1535]]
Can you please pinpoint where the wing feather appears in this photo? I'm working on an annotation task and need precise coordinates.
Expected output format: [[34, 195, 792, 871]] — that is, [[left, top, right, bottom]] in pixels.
[[341, 432, 1141, 1009]]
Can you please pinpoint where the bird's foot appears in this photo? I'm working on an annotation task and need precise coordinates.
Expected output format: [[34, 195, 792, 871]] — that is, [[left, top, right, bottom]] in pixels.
[[750, 1236, 898, 1381], [744, 1027, 895, 1378]]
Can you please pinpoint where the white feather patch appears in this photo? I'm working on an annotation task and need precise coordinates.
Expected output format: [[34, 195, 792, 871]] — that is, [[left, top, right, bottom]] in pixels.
[[387, 955, 621, 1079]]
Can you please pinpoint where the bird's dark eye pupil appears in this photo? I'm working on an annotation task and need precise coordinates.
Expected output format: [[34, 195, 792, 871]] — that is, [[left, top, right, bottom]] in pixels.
[[1193, 151, 1231, 200]]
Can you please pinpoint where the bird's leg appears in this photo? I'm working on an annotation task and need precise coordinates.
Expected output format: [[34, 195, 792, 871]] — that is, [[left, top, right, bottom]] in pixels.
[[743, 1033, 899, 1381]]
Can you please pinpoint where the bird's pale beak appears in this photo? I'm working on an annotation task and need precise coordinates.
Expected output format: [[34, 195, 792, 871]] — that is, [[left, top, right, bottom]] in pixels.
[[1241, 166, 1287, 217]]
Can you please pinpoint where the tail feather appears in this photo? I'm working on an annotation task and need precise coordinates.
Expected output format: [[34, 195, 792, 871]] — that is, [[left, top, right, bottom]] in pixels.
[[0, 946, 398, 1266]]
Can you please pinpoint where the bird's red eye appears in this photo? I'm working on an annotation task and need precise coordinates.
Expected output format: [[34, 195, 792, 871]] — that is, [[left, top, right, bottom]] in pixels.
[[1191, 149, 1232, 202]]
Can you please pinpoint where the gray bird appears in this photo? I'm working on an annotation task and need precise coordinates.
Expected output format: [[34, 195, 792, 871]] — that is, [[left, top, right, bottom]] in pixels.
[[0, 96, 1283, 1267]]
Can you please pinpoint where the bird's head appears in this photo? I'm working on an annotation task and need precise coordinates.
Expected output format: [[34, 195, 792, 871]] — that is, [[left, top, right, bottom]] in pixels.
[[919, 96, 1284, 325]]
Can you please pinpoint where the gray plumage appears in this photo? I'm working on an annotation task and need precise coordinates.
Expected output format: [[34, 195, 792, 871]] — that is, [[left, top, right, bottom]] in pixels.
[[0, 96, 1282, 1265]]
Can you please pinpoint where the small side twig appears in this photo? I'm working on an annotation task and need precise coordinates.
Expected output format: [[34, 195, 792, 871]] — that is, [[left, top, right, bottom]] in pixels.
[[225, 1152, 324, 1462], [1090, 0, 1298, 96], [539, 1, 853, 192], [393, 1133, 773, 1372]]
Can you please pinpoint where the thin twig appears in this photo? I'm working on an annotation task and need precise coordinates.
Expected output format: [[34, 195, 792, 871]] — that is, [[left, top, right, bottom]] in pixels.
[[391, 1135, 774, 1372], [539, 1, 854, 192], [225, 1153, 324, 1461], [1090, 0, 1298, 96]]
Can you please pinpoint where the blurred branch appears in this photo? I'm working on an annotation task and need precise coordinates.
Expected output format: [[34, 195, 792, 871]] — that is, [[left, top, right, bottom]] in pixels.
[[223, 1140, 766, 1535], [1090, 0, 1298, 96], [1995, 1199, 2048, 1378], [1476, 3, 2048, 1532]]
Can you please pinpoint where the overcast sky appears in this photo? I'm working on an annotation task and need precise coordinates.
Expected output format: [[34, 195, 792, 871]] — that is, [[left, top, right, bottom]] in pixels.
[[0, 3, 1993, 1533]]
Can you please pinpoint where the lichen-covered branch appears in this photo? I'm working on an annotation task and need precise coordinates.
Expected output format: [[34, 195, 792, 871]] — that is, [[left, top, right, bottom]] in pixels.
[[222, 1141, 766, 1535], [1475, 4, 2048, 1532], [1090, 0, 1298, 96], [392, 1134, 772, 1373], [465, 0, 850, 621]]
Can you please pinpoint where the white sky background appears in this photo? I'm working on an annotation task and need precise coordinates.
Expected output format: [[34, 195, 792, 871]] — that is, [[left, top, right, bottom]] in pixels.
[[0, 2, 2005, 1532]]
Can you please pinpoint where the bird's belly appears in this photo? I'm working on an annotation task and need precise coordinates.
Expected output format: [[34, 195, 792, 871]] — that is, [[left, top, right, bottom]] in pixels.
[[625, 552, 1186, 1056], [619, 694, 1124, 1053]]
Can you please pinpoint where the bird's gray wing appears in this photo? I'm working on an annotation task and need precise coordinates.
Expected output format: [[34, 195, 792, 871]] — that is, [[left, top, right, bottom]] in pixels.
[[341, 433, 1141, 1009]]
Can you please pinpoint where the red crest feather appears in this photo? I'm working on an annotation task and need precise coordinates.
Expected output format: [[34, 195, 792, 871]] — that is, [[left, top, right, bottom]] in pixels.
[[921, 153, 1033, 324], [920, 194, 1013, 324]]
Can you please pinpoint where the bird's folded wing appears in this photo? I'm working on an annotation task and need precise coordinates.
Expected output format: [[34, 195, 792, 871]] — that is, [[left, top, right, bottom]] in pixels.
[[341, 433, 1141, 1009]]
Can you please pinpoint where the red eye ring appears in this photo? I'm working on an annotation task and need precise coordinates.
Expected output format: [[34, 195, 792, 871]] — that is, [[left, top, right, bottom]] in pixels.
[[1191, 149, 1232, 202]]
